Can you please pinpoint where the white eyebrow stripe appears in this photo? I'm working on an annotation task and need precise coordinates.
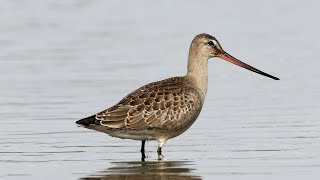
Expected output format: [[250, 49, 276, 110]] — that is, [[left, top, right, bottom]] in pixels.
[[208, 40, 218, 46], [211, 40, 218, 45]]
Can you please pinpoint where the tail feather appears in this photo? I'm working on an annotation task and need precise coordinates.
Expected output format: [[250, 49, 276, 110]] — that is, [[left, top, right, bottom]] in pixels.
[[76, 115, 100, 126]]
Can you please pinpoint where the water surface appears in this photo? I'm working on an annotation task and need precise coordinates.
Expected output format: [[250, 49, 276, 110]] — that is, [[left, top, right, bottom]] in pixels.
[[1, 0, 320, 179]]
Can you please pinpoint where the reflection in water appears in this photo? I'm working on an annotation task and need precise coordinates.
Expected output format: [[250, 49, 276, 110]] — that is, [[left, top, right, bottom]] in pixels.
[[79, 161, 201, 180]]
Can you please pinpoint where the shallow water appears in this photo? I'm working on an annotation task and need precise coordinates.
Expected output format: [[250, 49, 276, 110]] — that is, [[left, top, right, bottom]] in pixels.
[[1, 0, 320, 179]]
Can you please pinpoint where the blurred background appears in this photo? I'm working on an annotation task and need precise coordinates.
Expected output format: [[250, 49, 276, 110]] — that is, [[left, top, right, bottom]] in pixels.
[[0, 0, 319, 179]]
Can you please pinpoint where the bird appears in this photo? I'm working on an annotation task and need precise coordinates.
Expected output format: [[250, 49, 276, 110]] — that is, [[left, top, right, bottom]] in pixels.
[[76, 33, 279, 161]]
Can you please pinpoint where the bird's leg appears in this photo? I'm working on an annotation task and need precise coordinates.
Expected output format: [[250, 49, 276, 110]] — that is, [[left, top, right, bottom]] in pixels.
[[157, 147, 162, 155], [141, 140, 146, 152], [141, 140, 146, 161], [157, 140, 166, 160]]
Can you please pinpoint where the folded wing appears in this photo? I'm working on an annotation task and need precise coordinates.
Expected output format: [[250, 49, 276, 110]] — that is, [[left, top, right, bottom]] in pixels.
[[96, 77, 201, 130]]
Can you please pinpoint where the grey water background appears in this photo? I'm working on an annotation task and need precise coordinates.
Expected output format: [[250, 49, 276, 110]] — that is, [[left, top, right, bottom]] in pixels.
[[1, 0, 319, 179]]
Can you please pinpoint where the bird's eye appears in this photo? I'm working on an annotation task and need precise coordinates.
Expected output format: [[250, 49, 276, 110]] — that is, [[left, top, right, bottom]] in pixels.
[[208, 41, 215, 46]]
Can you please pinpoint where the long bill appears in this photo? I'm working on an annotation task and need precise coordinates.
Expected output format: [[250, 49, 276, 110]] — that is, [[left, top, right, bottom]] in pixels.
[[218, 52, 280, 80]]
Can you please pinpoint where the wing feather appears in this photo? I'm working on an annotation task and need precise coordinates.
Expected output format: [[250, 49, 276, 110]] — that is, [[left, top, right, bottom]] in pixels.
[[94, 77, 202, 130]]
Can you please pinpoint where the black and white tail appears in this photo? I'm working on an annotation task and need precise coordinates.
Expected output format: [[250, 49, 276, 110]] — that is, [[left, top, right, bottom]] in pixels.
[[76, 115, 100, 127]]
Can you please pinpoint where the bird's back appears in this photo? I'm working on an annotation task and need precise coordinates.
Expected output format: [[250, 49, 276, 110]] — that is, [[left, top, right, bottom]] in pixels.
[[76, 76, 204, 140]]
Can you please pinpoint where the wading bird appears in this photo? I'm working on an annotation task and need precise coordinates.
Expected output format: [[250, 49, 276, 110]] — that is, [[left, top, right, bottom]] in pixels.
[[76, 33, 279, 161]]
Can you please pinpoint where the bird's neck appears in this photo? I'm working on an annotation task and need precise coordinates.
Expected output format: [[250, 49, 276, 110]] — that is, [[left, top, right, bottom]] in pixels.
[[185, 53, 209, 100]]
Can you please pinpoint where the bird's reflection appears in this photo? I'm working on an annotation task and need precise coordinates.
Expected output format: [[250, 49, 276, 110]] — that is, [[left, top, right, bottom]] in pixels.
[[79, 161, 201, 180]]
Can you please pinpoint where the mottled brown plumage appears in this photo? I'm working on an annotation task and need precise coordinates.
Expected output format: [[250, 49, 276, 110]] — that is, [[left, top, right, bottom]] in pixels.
[[96, 77, 202, 131], [76, 33, 279, 160]]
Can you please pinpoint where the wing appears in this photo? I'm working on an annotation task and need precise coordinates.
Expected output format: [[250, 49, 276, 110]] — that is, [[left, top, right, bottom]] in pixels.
[[95, 77, 202, 130]]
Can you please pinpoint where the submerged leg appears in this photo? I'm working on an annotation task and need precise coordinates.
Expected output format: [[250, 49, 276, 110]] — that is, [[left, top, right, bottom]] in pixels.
[[157, 139, 166, 160], [141, 140, 146, 161]]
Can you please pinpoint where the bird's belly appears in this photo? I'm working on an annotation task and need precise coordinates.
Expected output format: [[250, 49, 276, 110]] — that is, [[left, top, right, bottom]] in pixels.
[[86, 124, 191, 141], [86, 125, 162, 140]]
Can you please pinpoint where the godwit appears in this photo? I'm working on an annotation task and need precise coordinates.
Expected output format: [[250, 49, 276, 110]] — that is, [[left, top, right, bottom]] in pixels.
[[76, 33, 279, 160]]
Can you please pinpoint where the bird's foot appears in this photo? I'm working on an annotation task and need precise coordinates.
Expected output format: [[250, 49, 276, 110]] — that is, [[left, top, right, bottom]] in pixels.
[[158, 154, 164, 160]]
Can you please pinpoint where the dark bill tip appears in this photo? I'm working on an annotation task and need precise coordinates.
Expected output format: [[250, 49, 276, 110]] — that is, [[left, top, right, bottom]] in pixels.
[[218, 53, 280, 80]]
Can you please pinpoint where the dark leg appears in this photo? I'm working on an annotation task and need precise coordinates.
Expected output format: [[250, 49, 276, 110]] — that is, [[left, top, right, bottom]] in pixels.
[[157, 147, 163, 160], [141, 140, 145, 152], [157, 147, 162, 155], [141, 140, 146, 161], [157, 140, 165, 160]]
